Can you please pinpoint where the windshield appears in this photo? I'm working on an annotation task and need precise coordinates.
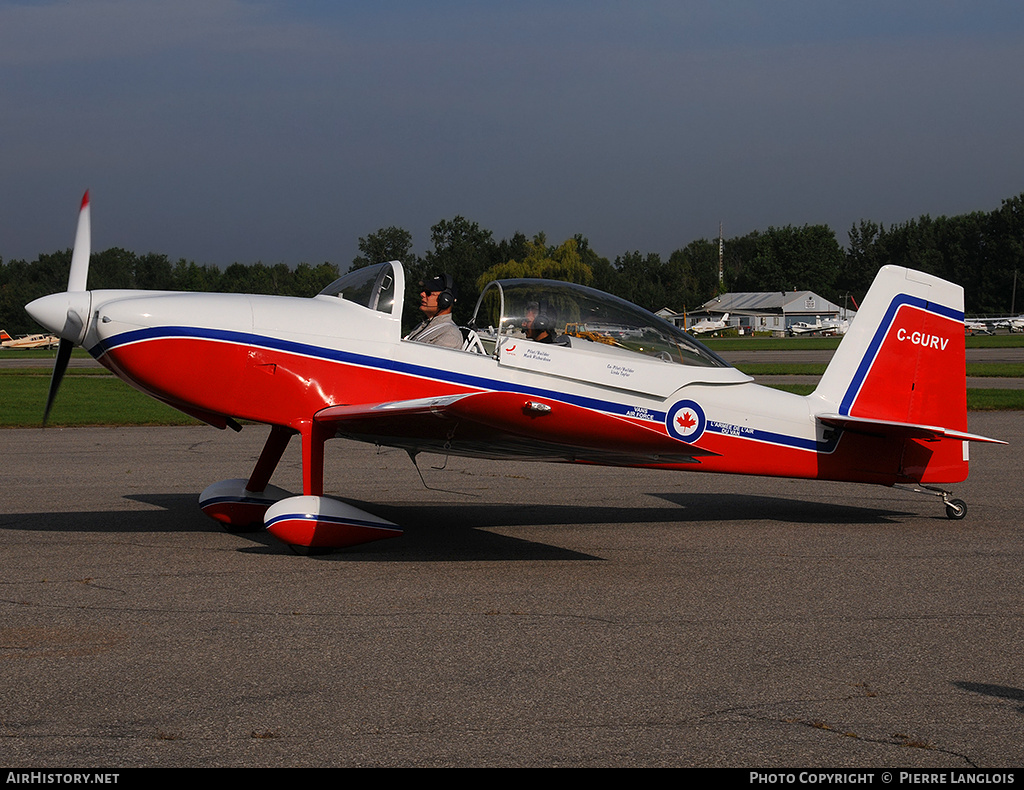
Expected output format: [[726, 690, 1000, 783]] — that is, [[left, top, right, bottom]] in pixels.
[[470, 279, 728, 368], [318, 262, 398, 314]]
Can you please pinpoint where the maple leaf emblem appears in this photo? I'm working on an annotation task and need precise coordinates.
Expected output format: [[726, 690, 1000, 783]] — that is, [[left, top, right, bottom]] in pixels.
[[676, 410, 696, 431]]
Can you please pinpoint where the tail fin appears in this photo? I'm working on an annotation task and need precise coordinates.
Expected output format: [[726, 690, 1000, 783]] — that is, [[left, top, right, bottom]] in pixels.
[[811, 266, 1002, 484], [0, 329, 12, 342], [813, 265, 966, 428]]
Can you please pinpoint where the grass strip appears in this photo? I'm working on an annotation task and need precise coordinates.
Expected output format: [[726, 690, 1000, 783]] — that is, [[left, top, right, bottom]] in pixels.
[[736, 362, 1024, 377], [1, 374, 200, 427], [768, 383, 1024, 410]]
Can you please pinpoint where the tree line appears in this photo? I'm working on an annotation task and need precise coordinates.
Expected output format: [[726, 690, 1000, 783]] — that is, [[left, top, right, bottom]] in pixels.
[[3, 193, 1022, 336]]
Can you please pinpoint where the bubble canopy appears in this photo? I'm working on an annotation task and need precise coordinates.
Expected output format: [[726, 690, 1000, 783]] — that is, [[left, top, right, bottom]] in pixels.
[[470, 278, 729, 368]]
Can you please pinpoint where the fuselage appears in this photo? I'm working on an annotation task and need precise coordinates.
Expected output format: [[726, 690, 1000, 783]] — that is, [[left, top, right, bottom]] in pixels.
[[24, 258, 974, 490], [75, 286, 926, 487]]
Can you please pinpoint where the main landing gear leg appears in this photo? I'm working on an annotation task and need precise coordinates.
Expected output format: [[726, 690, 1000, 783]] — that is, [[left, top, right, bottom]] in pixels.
[[198, 425, 296, 531], [895, 484, 968, 520], [263, 420, 402, 553], [247, 424, 296, 493]]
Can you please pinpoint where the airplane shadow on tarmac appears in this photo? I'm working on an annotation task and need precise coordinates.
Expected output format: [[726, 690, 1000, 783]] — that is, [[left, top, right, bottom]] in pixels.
[[2, 490, 915, 562], [953, 682, 1024, 714]]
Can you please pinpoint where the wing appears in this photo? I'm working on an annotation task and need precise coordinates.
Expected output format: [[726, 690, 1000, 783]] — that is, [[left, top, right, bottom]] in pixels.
[[315, 391, 720, 465]]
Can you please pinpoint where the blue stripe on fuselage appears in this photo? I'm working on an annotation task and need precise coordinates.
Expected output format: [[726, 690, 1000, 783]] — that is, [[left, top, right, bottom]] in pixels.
[[92, 325, 839, 453], [89, 325, 663, 421]]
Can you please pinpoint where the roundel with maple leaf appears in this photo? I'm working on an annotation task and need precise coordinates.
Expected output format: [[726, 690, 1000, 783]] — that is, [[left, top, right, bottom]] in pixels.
[[666, 399, 706, 443]]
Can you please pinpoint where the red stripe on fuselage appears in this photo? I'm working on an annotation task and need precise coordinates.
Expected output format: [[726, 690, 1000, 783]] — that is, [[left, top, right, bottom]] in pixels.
[[99, 336, 478, 429]]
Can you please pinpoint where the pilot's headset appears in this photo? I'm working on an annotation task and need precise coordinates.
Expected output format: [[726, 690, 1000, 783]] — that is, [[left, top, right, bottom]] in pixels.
[[432, 274, 457, 311], [533, 312, 554, 334]]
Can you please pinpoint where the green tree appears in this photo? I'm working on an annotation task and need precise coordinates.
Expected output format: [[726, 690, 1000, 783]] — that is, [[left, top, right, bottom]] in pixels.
[[732, 225, 843, 300], [666, 239, 721, 311], [135, 253, 175, 290], [89, 248, 136, 289], [0, 257, 36, 335], [575, 235, 616, 294], [986, 194, 1024, 314], [613, 251, 664, 311], [492, 231, 532, 270], [291, 262, 341, 297], [172, 259, 223, 292], [351, 227, 415, 272], [476, 235, 593, 290], [842, 220, 884, 303]]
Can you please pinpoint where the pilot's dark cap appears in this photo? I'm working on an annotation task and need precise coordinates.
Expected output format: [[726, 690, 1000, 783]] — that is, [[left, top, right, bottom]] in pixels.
[[420, 274, 457, 298]]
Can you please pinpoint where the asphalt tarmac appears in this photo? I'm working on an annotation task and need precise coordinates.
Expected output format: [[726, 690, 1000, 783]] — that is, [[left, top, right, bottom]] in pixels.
[[1, 416, 1021, 768]]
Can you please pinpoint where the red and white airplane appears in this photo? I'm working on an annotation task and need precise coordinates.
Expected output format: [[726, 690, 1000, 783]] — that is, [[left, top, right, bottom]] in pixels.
[[26, 194, 1004, 553]]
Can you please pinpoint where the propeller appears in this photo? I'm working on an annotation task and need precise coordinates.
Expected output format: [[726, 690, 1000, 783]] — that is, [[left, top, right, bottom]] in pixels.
[[26, 192, 93, 426], [43, 339, 74, 425]]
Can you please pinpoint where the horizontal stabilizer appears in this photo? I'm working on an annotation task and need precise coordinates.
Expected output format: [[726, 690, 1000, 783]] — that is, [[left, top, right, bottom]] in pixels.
[[817, 413, 1006, 445]]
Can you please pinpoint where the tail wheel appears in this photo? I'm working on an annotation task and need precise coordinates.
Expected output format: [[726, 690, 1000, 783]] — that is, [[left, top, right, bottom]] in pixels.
[[945, 498, 967, 520]]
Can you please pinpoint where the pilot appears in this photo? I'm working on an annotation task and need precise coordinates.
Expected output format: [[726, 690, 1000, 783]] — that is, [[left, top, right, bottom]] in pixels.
[[405, 274, 464, 349], [523, 302, 556, 344]]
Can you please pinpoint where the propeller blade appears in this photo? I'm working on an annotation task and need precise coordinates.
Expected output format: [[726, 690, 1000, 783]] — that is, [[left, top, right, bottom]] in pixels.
[[68, 191, 90, 292], [43, 338, 74, 426]]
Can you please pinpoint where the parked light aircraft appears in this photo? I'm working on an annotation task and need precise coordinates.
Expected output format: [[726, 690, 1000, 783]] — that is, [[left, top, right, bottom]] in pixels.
[[791, 317, 851, 337], [789, 318, 825, 336], [1, 329, 60, 349], [820, 318, 850, 336], [25, 194, 1005, 552], [964, 319, 993, 335], [996, 317, 1024, 332], [688, 313, 730, 335]]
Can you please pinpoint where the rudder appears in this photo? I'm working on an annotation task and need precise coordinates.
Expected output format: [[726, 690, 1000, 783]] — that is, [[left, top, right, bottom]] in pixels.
[[811, 266, 972, 484], [813, 266, 966, 430]]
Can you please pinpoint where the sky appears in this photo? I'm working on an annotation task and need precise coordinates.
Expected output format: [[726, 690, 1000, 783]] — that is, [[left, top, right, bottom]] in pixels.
[[2, 0, 1023, 270]]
